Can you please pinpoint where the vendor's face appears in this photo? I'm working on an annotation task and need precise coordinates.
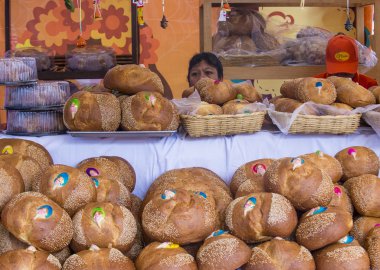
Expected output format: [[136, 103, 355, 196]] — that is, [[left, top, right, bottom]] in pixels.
[[189, 60, 219, 87]]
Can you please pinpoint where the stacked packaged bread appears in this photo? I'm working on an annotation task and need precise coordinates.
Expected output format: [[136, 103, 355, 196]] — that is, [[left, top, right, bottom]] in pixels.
[[0, 57, 37, 84], [5, 80, 70, 135], [6, 47, 53, 71]]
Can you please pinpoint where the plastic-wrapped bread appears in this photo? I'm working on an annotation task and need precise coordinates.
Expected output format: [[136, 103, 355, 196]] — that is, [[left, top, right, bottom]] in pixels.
[[1, 192, 73, 252], [314, 236, 370, 270], [63, 91, 121, 131], [193, 102, 223, 116], [244, 238, 315, 270], [335, 146, 379, 181], [63, 246, 135, 270], [264, 157, 333, 211], [273, 98, 303, 113], [225, 192, 298, 243], [136, 242, 197, 270]]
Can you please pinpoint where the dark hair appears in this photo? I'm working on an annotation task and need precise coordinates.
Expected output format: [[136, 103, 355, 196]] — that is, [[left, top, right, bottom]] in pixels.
[[187, 52, 223, 83]]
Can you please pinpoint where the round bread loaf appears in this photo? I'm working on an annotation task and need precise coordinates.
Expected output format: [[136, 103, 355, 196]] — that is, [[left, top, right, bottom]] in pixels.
[[301, 150, 343, 183], [369, 85, 380, 103], [314, 236, 370, 270], [280, 78, 303, 99], [230, 158, 274, 197], [63, 91, 121, 131], [295, 78, 337, 104], [331, 102, 354, 111], [77, 156, 133, 191], [233, 82, 262, 103], [273, 97, 303, 113], [351, 216, 380, 246], [182, 86, 195, 98], [225, 192, 297, 243], [328, 185, 353, 214], [196, 230, 251, 270], [143, 167, 232, 227], [103, 64, 164, 95], [71, 202, 137, 253], [125, 219, 143, 260], [244, 238, 315, 270], [120, 91, 179, 131], [344, 174, 380, 217], [0, 246, 61, 269], [365, 225, 380, 270], [195, 78, 236, 105], [0, 154, 42, 191], [92, 176, 132, 209], [264, 157, 333, 211], [104, 156, 136, 192], [142, 188, 218, 245], [0, 162, 24, 211], [136, 242, 197, 270], [130, 194, 142, 219], [222, 99, 251, 115], [326, 76, 350, 88], [0, 223, 28, 254], [37, 164, 96, 216], [63, 245, 135, 270], [296, 206, 353, 251], [53, 247, 72, 266], [1, 192, 73, 252], [335, 146, 380, 181], [193, 102, 223, 116], [0, 138, 53, 170], [335, 80, 376, 108]]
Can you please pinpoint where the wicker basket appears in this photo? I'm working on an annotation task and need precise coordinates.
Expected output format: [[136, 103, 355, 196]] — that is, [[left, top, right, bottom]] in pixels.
[[270, 111, 361, 134], [180, 112, 266, 137]]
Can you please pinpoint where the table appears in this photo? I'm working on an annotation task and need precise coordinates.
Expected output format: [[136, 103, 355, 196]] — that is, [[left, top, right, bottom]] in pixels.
[[1, 129, 379, 199]]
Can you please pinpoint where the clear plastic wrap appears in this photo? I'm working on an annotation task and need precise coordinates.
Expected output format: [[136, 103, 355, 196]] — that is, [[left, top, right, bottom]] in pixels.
[[0, 57, 38, 84], [268, 101, 380, 134], [213, 7, 283, 66], [282, 27, 377, 67], [66, 45, 116, 72], [5, 47, 53, 71], [5, 81, 70, 109], [6, 110, 66, 135], [362, 105, 380, 136]]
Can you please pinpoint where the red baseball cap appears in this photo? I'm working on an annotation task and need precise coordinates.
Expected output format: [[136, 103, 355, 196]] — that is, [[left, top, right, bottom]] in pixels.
[[326, 35, 359, 75]]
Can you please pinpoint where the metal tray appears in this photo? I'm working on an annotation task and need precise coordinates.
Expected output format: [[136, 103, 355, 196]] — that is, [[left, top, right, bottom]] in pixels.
[[3, 130, 66, 137], [67, 130, 177, 138]]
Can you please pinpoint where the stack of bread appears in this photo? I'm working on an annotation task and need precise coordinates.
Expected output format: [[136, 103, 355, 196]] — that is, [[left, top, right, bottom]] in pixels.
[[63, 64, 179, 132], [275, 76, 376, 114], [183, 78, 263, 116], [0, 138, 141, 269]]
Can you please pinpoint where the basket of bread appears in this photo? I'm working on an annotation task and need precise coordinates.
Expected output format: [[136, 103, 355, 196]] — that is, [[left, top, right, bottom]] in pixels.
[[268, 76, 378, 134], [177, 79, 266, 137]]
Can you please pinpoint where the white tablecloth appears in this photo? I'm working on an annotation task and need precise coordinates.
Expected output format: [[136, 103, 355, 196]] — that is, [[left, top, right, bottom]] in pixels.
[[1, 129, 379, 199]]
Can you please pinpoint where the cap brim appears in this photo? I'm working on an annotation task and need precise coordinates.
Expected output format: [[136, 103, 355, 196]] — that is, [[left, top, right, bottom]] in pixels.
[[326, 61, 358, 75]]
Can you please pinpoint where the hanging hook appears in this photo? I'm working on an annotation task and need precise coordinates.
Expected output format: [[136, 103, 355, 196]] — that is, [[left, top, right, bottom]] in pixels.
[[160, 0, 168, 29]]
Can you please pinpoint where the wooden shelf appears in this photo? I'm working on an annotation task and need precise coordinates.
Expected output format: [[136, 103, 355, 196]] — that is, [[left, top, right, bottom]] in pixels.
[[200, 0, 380, 82], [223, 65, 372, 79], [202, 0, 374, 7]]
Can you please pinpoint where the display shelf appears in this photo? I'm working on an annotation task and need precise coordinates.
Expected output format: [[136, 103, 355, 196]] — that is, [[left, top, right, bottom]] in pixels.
[[200, 0, 380, 81]]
